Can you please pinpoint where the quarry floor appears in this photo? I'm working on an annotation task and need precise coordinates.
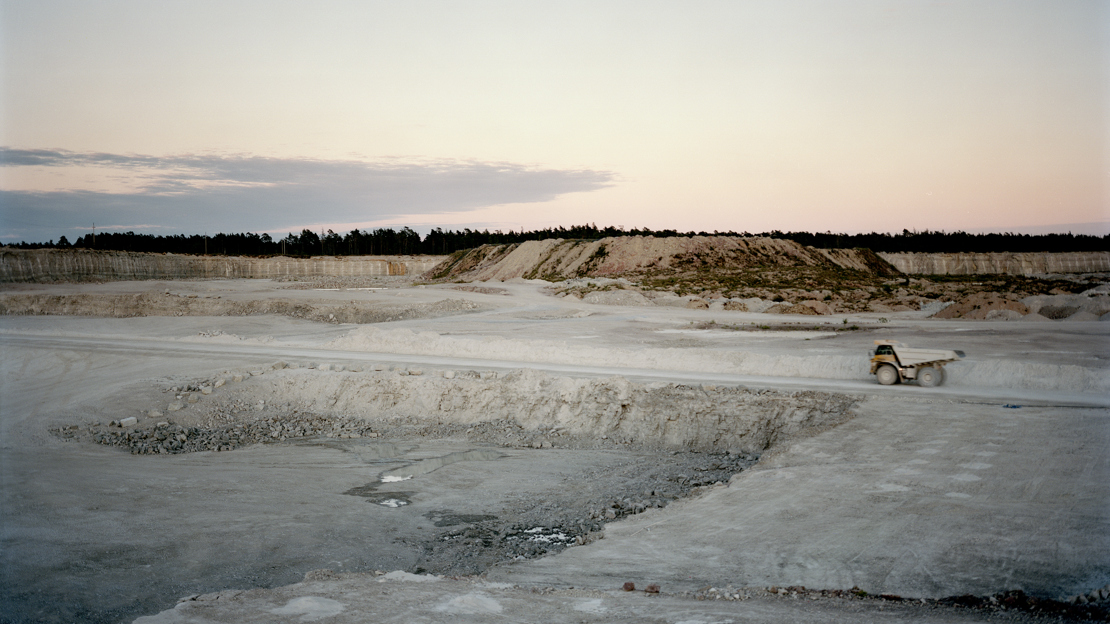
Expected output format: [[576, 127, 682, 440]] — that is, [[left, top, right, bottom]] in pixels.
[[0, 278, 1107, 623]]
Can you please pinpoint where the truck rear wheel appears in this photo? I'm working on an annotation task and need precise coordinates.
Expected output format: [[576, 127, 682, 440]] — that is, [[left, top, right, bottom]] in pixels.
[[918, 367, 940, 387], [876, 364, 899, 385]]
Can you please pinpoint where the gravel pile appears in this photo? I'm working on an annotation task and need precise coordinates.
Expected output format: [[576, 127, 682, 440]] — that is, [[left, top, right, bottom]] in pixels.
[[54, 414, 377, 455]]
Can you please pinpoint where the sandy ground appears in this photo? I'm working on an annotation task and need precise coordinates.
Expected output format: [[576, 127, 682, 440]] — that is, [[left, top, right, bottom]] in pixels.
[[0, 278, 1108, 623]]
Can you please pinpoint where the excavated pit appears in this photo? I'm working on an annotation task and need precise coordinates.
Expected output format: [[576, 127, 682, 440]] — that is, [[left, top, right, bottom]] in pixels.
[[33, 363, 856, 620], [72, 364, 860, 455]]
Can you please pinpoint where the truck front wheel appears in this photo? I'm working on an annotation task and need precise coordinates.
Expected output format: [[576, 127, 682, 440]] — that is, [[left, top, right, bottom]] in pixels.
[[876, 364, 900, 385]]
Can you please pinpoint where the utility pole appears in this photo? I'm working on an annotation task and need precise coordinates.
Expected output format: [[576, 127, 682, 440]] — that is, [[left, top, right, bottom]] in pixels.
[[92, 223, 95, 248]]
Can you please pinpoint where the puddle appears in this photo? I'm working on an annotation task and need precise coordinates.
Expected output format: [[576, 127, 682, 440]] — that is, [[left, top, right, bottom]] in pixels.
[[342, 484, 415, 507], [380, 449, 503, 481]]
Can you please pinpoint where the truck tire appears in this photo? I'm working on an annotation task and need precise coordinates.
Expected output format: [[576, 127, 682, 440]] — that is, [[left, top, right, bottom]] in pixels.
[[876, 364, 899, 385], [918, 367, 940, 387]]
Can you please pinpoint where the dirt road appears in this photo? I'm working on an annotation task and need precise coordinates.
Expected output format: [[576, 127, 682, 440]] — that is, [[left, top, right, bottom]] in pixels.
[[3, 331, 1105, 408]]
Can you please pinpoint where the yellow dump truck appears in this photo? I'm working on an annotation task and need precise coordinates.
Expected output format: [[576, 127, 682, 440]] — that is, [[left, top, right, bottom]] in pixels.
[[870, 340, 964, 387]]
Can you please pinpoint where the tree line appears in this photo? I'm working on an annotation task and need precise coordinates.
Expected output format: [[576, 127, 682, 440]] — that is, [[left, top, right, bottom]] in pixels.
[[4, 225, 1108, 255]]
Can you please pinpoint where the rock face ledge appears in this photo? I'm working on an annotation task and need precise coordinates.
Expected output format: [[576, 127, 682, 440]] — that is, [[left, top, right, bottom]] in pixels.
[[878, 251, 1110, 276]]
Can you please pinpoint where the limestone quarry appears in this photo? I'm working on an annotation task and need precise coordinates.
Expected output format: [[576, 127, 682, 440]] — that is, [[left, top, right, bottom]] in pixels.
[[0, 241, 1108, 623]]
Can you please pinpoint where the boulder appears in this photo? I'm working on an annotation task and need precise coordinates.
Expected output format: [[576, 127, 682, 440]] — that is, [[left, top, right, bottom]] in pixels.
[[582, 290, 653, 306], [766, 303, 818, 315], [798, 300, 832, 315]]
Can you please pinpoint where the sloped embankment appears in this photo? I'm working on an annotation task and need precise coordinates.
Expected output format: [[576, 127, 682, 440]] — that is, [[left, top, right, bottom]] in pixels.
[[129, 364, 858, 453], [425, 236, 899, 282], [0, 292, 485, 323]]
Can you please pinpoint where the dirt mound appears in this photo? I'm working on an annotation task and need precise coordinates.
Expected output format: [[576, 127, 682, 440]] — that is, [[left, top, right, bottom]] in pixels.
[[1038, 305, 1080, 320], [1022, 290, 1110, 320], [931, 293, 1029, 320], [929, 286, 1110, 321], [765, 303, 820, 315], [426, 236, 900, 283]]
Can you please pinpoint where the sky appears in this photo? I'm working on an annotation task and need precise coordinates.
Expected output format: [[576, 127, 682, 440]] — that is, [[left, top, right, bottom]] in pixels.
[[0, 0, 1106, 243]]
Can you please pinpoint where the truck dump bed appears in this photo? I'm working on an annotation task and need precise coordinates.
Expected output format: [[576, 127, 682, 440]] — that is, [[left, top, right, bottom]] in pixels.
[[893, 346, 965, 366]]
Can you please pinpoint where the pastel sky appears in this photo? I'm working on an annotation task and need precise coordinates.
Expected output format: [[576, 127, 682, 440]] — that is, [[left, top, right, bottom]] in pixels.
[[1, 0, 1106, 243]]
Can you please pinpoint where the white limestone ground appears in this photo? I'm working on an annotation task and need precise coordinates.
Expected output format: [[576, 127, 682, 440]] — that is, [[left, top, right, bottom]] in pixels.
[[0, 277, 1107, 623]]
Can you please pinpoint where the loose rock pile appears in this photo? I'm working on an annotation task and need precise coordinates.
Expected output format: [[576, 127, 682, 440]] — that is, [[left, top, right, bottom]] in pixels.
[[57, 414, 378, 455], [1067, 583, 1110, 606]]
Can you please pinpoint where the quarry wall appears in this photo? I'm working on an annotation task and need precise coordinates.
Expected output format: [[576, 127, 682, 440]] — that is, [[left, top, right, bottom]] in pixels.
[[4, 246, 1106, 283], [878, 251, 1110, 276], [0, 249, 446, 283]]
